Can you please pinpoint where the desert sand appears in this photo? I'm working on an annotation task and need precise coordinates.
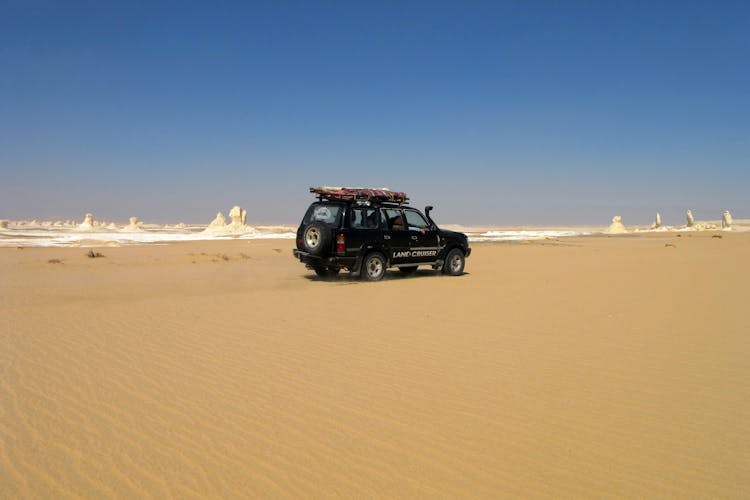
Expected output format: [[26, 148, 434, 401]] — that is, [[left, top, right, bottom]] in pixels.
[[1, 232, 749, 498]]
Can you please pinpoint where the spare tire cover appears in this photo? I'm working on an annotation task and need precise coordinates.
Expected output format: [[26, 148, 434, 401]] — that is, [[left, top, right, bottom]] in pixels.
[[303, 222, 331, 256]]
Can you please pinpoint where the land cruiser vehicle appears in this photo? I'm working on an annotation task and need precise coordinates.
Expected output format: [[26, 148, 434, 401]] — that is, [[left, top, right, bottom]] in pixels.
[[292, 187, 471, 281]]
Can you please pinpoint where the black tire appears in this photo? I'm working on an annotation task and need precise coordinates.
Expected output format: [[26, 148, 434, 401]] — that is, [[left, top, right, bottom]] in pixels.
[[442, 248, 465, 276], [399, 265, 418, 275], [362, 252, 387, 281], [302, 222, 331, 256], [313, 267, 339, 278]]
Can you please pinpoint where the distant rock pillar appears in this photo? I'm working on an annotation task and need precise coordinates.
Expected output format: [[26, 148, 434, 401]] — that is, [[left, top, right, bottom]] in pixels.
[[78, 213, 95, 231], [686, 210, 695, 227], [124, 216, 143, 231], [722, 210, 733, 229], [606, 215, 627, 234], [228, 205, 244, 226], [208, 212, 227, 228], [650, 212, 662, 229]]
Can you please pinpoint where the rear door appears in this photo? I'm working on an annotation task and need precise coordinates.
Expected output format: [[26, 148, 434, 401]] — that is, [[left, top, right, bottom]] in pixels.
[[404, 209, 439, 262], [347, 206, 383, 253], [381, 208, 411, 264]]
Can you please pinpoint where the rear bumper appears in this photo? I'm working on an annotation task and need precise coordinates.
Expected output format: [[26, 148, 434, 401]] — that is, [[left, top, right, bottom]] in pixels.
[[292, 249, 356, 269]]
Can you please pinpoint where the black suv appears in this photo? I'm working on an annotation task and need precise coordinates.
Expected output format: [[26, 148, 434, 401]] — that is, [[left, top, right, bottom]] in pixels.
[[292, 187, 471, 281]]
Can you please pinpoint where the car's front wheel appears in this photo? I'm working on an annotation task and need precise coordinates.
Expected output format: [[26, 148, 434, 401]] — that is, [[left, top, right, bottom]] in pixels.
[[362, 252, 387, 281], [443, 248, 465, 276]]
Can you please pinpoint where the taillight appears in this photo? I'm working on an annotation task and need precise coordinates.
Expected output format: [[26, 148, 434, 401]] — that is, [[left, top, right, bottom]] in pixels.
[[336, 234, 345, 254]]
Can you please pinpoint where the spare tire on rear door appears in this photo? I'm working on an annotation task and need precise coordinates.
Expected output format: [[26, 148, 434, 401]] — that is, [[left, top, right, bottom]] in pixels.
[[302, 222, 331, 256]]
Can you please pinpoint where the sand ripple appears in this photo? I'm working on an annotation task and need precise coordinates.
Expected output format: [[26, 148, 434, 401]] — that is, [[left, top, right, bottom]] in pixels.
[[2, 237, 749, 497]]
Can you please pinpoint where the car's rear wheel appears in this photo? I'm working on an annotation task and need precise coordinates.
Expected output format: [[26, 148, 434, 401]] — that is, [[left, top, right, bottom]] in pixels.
[[398, 265, 418, 275], [302, 222, 330, 256], [443, 248, 465, 276], [362, 252, 386, 281], [313, 267, 339, 278]]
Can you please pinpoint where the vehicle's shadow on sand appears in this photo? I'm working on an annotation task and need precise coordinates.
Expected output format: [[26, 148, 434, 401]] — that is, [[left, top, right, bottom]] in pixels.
[[304, 270, 470, 283]]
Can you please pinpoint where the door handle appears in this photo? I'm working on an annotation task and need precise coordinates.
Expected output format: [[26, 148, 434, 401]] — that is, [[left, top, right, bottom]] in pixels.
[[384, 235, 391, 240], [411, 236, 418, 240]]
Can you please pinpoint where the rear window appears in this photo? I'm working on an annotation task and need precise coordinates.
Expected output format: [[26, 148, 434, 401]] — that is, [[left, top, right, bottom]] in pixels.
[[303, 203, 344, 227]]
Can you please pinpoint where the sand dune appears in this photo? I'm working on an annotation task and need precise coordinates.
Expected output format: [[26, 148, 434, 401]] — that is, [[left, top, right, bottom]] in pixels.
[[1, 233, 749, 497]]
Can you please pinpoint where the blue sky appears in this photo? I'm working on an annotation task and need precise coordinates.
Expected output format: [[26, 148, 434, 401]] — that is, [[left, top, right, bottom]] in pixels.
[[1, 1, 748, 225]]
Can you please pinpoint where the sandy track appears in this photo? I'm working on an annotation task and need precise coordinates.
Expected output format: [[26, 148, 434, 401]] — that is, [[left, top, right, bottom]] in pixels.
[[1, 234, 748, 497]]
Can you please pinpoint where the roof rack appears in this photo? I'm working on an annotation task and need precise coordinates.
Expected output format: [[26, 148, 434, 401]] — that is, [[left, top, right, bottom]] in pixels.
[[310, 186, 409, 205]]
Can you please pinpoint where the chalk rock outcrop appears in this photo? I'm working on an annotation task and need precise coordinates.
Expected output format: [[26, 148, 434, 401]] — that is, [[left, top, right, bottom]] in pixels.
[[0, 220, 9, 229], [204, 206, 255, 234], [606, 215, 627, 234], [123, 217, 143, 232], [650, 212, 662, 229], [78, 213, 95, 231], [207, 212, 227, 229], [228, 205, 248, 228], [683, 209, 718, 231], [686, 210, 695, 228], [722, 210, 733, 230]]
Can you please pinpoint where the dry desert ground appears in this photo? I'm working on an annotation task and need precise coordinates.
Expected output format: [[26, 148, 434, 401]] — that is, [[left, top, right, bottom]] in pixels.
[[1, 231, 749, 498]]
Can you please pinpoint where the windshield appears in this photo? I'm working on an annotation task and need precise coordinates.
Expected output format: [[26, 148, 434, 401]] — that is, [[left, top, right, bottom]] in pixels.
[[302, 202, 344, 227]]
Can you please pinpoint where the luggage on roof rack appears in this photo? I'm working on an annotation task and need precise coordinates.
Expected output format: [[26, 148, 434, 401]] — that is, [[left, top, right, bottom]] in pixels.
[[310, 186, 408, 204]]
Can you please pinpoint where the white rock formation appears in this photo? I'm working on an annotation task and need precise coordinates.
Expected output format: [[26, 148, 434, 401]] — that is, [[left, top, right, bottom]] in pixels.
[[229, 206, 242, 224], [682, 209, 718, 231], [123, 217, 143, 232], [686, 210, 695, 228], [0, 220, 9, 229], [650, 212, 662, 229], [78, 213, 95, 231], [722, 210, 733, 229], [605, 215, 627, 234], [228, 205, 248, 227], [207, 212, 227, 229], [204, 206, 255, 234]]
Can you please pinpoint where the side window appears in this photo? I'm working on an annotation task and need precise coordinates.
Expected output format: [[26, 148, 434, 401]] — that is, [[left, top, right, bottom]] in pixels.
[[383, 209, 405, 231], [350, 209, 364, 228], [404, 210, 429, 230], [350, 208, 379, 229]]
